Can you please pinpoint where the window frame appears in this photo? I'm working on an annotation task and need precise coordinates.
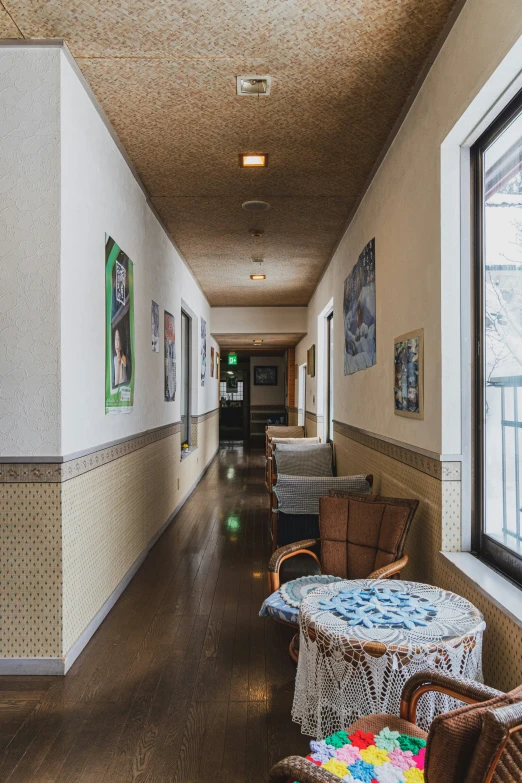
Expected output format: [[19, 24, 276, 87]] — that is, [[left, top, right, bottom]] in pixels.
[[472, 87, 522, 586]]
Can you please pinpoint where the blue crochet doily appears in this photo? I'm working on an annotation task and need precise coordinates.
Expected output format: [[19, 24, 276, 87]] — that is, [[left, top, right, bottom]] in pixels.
[[318, 586, 438, 630]]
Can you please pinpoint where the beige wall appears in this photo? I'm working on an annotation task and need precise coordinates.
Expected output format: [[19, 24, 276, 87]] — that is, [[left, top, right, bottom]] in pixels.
[[295, 0, 522, 691], [1, 414, 219, 663]]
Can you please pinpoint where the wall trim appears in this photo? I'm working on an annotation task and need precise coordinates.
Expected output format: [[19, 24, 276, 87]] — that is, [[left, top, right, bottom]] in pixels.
[[0, 422, 182, 483], [0, 443, 220, 676], [190, 408, 219, 424], [305, 411, 324, 423], [333, 420, 461, 481]]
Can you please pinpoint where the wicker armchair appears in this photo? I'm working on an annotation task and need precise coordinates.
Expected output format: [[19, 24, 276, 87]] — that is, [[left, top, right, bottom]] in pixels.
[[264, 426, 306, 490], [269, 671, 522, 783], [270, 475, 374, 551], [269, 492, 418, 592]]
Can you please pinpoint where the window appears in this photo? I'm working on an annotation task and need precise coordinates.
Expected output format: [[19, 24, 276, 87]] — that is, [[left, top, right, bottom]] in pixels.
[[473, 90, 522, 584], [325, 312, 334, 442], [180, 310, 191, 446], [220, 380, 244, 402]]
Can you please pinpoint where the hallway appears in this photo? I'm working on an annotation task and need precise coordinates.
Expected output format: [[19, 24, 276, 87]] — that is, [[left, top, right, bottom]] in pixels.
[[0, 445, 308, 783]]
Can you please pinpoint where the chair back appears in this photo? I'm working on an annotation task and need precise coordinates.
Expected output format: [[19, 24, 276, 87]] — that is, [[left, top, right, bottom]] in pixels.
[[319, 492, 418, 579], [424, 685, 522, 783], [274, 443, 334, 477]]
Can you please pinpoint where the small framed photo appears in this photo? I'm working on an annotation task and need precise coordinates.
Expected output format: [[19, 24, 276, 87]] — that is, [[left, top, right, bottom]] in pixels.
[[394, 328, 424, 419], [307, 345, 315, 377], [254, 365, 278, 386]]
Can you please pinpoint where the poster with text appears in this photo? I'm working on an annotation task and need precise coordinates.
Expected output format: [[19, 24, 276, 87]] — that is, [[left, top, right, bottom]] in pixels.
[[164, 311, 176, 401], [201, 317, 207, 386], [105, 235, 135, 414], [151, 300, 159, 352]]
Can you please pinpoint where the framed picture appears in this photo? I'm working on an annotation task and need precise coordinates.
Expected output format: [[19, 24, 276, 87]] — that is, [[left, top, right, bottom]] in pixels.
[[227, 375, 238, 391], [254, 365, 278, 385], [344, 238, 376, 375], [307, 345, 315, 377], [394, 328, 424, 419], [211, 346, 215, 377]]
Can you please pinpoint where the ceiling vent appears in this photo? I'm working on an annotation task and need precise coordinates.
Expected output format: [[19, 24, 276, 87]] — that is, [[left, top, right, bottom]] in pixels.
[[242, 200, 270, 212], [251, 257, 264, 263], [236, 75, 271, 96]]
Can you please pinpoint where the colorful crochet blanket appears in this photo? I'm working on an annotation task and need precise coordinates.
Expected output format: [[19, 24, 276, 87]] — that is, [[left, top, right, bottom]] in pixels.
[[298, 727, 426, 782]]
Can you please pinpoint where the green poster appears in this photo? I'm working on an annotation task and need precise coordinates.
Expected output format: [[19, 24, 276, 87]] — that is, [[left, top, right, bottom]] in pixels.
[[105, 235, 135, 414]]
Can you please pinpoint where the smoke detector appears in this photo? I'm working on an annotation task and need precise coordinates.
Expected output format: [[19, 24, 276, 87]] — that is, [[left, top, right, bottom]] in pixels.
[[242, 200, 270, 212], [249, 228, 264, 238], [236, 75, 271, 96]]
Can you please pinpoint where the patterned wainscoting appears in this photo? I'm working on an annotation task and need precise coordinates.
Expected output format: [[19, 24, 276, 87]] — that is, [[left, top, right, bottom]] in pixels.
[[1, 412, 219, 665], [305, 411, 323, 440], [334, 420, 522, 692]]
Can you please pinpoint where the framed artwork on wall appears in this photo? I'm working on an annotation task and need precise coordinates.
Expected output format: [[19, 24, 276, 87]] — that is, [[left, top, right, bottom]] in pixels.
[[211, 346, 215, 377], [151, 300, 159, 353], [307, 345, 315, 377], [164, 311, 176, 402], [254, 365, 278, 385], [201, 317, 207, 386], [343, 237, 376, 375], [394, 328, 424, 419]]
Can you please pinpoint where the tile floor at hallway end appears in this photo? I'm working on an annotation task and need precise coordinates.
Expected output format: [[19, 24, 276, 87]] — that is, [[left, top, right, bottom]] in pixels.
[[0, 442, 310, 783]]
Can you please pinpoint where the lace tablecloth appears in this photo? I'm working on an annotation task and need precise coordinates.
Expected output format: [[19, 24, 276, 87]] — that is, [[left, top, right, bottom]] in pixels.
[[292, 579, 486, 738]]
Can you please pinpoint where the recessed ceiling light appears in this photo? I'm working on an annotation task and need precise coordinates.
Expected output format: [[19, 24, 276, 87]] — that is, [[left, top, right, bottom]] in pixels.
[[242, 200, 270, 211], [250, 274, 266, 280], [249, 228, 264, 237], [240, 154, 268, 168], [253, 339, 263, 344], [236, 76, 271, 96]]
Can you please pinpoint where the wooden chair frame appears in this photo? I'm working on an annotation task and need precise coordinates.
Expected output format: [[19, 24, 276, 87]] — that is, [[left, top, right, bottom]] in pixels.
[[268, 671, 522, 783]]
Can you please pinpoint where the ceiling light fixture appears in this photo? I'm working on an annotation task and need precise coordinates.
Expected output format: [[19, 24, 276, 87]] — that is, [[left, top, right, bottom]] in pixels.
[[236, 75, 271, 97], [249, 228, 264, 237], [253, 339, 263, 344], [251, 257, 264, 263], [242, 200, 270, 211], [240, 154, 268, 168], [251, 274, 266, 280]]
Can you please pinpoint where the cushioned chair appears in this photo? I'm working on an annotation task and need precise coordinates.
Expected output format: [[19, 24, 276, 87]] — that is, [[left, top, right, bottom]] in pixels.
[[266, 437, 322, 492], [271, 476, 375, 551], [269, 491, 418, 591], [265, 426, 306, 489], [268, 671, 522, 783]]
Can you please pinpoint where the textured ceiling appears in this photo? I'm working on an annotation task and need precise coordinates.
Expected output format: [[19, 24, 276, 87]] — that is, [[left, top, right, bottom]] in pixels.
[[214, 332, 305, 349], [1, 0, 459, 305]]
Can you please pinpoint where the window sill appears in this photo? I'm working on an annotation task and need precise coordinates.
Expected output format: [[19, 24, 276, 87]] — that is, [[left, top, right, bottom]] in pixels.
[[180, 446, 197, 461], [441, 551, 522, 629]]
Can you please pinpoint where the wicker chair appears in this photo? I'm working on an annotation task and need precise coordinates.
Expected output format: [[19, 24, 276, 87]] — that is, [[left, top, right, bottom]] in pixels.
[[269, 492, 418, 591], [269, 671, 522, 783], [264, 426, 306, 490], [266, 437, 322, 493]]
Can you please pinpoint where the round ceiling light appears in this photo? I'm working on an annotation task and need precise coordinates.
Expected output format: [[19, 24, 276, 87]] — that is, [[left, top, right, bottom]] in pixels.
[[242, 200, 270, 212]]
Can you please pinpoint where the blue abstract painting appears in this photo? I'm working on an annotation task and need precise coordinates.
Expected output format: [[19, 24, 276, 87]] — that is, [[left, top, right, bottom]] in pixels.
[[343, 238, 376, 375]]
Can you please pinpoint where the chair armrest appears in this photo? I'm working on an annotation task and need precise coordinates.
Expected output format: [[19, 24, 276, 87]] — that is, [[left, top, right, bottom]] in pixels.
[[400, 671, 504, 724], [268, 540, 321, 591], [269, 757, 341, 783], [368, 554, 408, 579]]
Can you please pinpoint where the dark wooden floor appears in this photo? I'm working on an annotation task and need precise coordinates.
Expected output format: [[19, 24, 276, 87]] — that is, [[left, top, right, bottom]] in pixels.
[[0, 443, 310, 783]]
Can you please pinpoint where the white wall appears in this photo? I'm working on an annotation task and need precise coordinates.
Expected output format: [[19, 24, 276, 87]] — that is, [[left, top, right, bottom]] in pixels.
[[250, 356, 285, 406], [212, 307, 307, 335], [60, 53, 218, 457], [297, 0, 522, 456], [0, 48, 61, 456]]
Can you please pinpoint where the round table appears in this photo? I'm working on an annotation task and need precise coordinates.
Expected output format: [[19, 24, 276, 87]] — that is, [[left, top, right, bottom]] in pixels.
[[292, 579, 486, 738]]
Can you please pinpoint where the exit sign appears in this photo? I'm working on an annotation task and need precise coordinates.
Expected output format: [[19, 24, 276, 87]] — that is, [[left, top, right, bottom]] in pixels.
[[228, 354, 238, 365]]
